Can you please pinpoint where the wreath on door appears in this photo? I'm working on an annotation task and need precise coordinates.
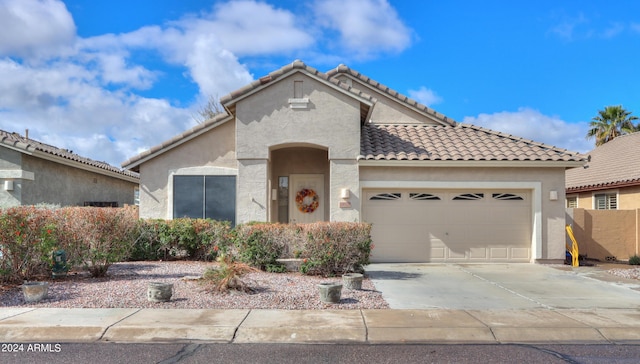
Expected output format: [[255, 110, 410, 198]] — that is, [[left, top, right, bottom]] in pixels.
[[295, 188, 319, 213]]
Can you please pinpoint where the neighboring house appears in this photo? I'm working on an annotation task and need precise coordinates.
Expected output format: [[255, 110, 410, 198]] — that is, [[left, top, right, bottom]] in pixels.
[[122, 60, 585, 263], [0, 129, 139, 208], [565, 132, 640, 210]]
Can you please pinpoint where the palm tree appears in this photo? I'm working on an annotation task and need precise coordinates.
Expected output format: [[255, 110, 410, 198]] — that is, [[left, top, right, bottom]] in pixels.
[[587, 105, 639, 146]]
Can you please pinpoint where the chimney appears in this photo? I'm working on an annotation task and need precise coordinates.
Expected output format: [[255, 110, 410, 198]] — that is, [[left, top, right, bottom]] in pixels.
[[25, 129, 29, 140]]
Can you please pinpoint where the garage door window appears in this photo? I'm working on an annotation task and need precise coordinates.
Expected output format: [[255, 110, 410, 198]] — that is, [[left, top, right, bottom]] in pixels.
[[409, 193, 441, 200], [453, 193, 484, 201], [173, 175, 236, 225], [492, 193, 524, 201], [370, 193, 401, 200]]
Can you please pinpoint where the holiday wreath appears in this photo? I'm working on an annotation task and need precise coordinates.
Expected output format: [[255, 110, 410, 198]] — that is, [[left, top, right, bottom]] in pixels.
[[295, 188, 319, 213]]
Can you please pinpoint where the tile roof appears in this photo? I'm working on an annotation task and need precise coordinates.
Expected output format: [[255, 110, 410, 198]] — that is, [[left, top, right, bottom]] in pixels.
[[566, 132, 640, 192], [360, 123, 586, 163], [0, 129, 139, 180], [220, 60, 376, 108], [326, 64, 455, 127]]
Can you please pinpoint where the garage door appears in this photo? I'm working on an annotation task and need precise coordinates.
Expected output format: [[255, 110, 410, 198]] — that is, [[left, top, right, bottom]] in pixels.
[[362, 189, 531, 263]]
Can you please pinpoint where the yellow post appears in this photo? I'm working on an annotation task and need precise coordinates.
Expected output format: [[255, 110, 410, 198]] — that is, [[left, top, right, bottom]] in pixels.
[[565, 224, 579, 267]]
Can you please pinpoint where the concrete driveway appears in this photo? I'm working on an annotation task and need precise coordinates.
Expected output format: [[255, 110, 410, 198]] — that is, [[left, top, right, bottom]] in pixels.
[[367, 263, 640, 309]]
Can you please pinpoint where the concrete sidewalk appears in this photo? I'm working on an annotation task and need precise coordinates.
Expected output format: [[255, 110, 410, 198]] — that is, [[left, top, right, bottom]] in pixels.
[[2, 307, 640, 344]]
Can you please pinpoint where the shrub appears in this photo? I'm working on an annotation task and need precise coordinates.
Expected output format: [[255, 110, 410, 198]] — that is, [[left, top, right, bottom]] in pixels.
[[202, 253, 257, 293], [629, 255, 640, 265], [0, 206, 58, 282], [57, 206, 138, 277], [298, 222, 372, 277], [233, 223, 288, 271]]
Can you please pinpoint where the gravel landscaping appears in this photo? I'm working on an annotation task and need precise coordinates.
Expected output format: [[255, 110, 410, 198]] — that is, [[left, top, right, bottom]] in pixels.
[[0, 261, 389, 309], [607, 266, 640, 280]]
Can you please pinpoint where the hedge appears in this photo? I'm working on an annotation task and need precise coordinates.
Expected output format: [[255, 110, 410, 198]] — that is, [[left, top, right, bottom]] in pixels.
[[0, 206, 372, 282]]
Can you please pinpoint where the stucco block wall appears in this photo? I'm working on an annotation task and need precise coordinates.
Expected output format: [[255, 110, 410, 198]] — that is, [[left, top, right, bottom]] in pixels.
[[360, 166, 567, 261], [568, 208, 640, 261], [20, 155, 136, 207], [137, 121, 237, 219]]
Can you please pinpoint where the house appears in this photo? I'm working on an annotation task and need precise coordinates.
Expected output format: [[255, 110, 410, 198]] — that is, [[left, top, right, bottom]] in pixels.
[[122, 60, 585, 263], [0, 129, 139, 208], [564, 132, 640, 262], [566, 132, 640, 210]]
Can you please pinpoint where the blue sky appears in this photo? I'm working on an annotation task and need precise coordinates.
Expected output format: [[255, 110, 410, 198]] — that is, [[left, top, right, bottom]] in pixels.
[[1, 0, 639, 166]]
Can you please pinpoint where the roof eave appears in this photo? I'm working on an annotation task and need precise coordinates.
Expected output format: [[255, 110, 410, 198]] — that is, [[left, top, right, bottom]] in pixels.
[[566, 179, 640, 193], [122, 114, 233, 170], [358, 159, 586, 168]]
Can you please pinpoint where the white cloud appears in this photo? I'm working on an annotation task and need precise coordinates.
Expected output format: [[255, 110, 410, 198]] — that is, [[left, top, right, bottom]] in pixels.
[[0, 0, 415, 166], [0, 0, 76, 59], [462, 108, 593, 153], [313, 0, 412, 58], [408, 87, 442, 107]]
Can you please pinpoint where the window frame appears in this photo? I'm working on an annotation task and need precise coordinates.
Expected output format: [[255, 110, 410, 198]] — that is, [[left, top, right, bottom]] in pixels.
[[593, 191, 618, 210]]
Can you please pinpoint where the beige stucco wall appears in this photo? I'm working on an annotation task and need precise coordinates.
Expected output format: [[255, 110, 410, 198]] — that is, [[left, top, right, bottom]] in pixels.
[[568, 208, 639, 261], [235, 73, 361, 223], [0, 147, 23, 207], [569, 186, 640, 210], [137, 121, 237, 219], [360, 166, 568, 261], [17, 155, 137, 207]]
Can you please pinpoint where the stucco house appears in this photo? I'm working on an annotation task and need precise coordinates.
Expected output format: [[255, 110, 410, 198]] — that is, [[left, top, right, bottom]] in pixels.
[[1, 129, 139, 208], [566, 132, 640, 210], [122, 60, 585, 263]]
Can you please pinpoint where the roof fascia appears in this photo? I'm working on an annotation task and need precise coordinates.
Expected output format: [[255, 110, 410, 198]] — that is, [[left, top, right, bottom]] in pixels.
[[358, 159, 586, 168], [122, 115, 233, 170], [566, 180, 640, 193]]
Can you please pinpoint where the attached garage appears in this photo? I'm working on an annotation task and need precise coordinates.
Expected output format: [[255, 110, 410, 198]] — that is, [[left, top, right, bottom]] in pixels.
[[363, 188, 532, 263]]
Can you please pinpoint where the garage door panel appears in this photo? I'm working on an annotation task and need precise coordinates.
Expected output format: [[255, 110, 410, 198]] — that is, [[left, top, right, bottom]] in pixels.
[[364, 188, 532, 263]]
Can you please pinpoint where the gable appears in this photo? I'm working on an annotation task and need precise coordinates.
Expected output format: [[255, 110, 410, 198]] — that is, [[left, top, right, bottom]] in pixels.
[[235, 72, 364, 160]]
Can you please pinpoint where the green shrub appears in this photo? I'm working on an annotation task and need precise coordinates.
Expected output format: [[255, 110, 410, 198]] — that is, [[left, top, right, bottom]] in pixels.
[[0, 206, 58, 282], [233, 223, 287, 270], [629, 255, 640, 265]]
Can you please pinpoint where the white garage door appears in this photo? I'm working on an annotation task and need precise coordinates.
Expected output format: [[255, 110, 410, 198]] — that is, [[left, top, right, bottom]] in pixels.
[[362, 189, 532, 263]]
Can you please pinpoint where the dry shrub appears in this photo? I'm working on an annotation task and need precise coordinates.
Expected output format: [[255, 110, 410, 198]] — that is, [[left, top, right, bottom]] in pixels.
[[202, 254, 258, 293]]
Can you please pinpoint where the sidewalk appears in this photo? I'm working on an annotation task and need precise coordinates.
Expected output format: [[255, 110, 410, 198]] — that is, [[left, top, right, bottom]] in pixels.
[[2, 307, 640, 344]]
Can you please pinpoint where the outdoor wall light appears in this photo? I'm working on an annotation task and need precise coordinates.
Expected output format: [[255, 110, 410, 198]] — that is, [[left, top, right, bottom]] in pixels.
[[549, 190, 558, 201], [4, 180, 14, 191], [340, 188, 350, 199]]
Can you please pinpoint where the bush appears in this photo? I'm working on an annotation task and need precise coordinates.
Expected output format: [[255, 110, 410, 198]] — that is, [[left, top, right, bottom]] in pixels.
[[630, 255, 640, 265], [298, 222, 372, 277], [233, 223, 288, 271], [130, 218, 231, 261], [56, 206, 138, 277], [202, 253, 257, 293], [0, 206, 58, 282]]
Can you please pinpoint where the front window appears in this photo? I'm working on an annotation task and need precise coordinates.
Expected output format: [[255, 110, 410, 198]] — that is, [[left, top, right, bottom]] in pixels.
[[594, 193, 617, 210], [566, 195, 577, 208], [173, 175, 236, 224]]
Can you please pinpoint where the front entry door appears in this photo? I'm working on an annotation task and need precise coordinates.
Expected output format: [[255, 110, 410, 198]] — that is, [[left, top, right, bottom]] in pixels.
[[289, 174, 324, 223]]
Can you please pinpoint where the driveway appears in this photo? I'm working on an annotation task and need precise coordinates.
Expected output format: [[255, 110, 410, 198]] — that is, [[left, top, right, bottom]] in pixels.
[[366, 263, 640, 309]]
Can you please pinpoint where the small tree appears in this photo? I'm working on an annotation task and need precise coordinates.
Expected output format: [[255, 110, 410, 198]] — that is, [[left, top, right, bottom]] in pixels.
[[193, 94, 224, 124]]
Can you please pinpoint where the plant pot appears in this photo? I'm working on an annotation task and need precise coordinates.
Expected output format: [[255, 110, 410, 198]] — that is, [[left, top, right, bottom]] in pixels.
[[22, 282, 49, 303], [147, 282, 173, 302], [342, 273, 364, 290], [317, 282, 342, 304]]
